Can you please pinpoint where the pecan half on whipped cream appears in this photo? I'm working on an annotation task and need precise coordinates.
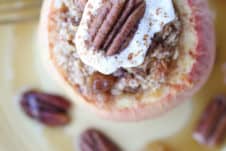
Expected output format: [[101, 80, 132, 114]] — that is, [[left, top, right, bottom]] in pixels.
[[87, 0, 145, 56]]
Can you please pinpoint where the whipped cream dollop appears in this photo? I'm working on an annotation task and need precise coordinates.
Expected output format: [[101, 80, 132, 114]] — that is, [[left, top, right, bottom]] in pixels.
[[75, 0, 176, 75]]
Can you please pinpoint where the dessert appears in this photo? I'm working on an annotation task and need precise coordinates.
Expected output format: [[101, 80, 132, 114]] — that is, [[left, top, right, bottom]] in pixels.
[[39, 0, 215, 120]]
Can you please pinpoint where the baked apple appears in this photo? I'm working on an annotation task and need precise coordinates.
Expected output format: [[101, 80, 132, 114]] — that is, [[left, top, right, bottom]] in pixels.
[[39, 0, 215, 121]]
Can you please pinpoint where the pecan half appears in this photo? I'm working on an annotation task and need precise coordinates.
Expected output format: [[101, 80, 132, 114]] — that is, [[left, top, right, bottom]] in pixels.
[[193, 95, 226, 146], [88, 0, 146, 56], [79, 128, 121, 151], [20, 90, 71, 127]]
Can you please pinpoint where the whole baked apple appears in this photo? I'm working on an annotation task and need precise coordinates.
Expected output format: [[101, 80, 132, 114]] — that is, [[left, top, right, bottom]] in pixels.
[[39, 0, 215, 121]]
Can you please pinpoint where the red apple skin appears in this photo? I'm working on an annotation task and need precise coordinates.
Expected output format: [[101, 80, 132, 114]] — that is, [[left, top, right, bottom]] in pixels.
[[39, 0, 215, 121]]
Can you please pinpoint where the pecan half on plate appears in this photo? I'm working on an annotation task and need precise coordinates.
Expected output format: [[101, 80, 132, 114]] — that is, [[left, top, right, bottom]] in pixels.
[[193, 95, 226, 146], [20, 90, 72, 127], [79, 128, 121, 151]]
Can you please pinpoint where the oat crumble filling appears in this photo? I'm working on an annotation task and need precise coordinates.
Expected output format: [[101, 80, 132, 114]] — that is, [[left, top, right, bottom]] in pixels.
[[50, 0, 182, 102]]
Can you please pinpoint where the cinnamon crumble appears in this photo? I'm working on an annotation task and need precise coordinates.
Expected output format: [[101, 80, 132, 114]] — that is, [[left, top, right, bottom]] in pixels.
[[49, 0, 182, 101]]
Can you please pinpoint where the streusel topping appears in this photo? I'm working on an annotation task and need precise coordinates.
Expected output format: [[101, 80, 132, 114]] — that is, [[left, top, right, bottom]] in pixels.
[[49, 0, 181, 101]]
